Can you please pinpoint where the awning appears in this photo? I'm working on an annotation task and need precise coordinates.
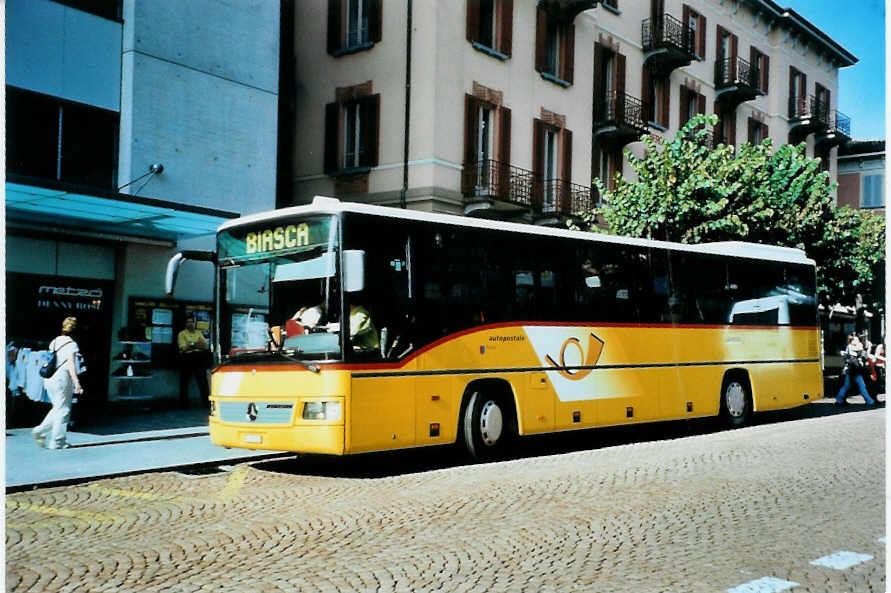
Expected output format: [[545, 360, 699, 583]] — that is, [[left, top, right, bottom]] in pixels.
[[5, 177, 240, 242]]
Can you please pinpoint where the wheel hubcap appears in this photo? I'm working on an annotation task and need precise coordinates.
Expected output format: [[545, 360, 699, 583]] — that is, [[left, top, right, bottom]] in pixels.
[[479, 400, 503, 446], [725, 382, 746, 417]]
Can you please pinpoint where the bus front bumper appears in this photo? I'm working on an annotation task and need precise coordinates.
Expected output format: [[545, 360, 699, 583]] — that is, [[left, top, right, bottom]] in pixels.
[[209, 418, 345, 454]]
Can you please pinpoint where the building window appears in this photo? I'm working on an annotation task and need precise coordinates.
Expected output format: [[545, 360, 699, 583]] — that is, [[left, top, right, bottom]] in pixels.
[[679, 86, 706, 128], [535, 7, 574, 85], [750, 47, 769, 93], [815, 83, 831, 121], [466, 0, 513, 58], [862, 174, 884, 208], [6, 86, 118, 189], [747, 118, 768, 144], [789, 67, 807, 117], [325, 92, 380, 174], [683, 5, 706, 59], [462, 93, 512, 198], [533, 117, 573, 213], [328, 0, 382, 56], [644, 72, 670, 128]]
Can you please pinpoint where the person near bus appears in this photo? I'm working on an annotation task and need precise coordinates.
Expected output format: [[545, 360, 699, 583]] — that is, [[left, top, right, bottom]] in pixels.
[[177, 316, 210, 408], [835, 333, 877, 406], [33, 316, 83, 449]]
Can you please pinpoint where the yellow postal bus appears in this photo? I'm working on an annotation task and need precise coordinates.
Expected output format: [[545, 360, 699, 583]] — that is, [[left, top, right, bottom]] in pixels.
[[167, 197, 822, 460]]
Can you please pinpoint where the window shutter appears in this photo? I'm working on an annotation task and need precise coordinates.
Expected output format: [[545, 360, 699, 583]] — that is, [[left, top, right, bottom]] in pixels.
[[641, 68, 652, 121], [591, 144, 602, 199], [324, 102, 339, 173], [500, 0, 513, 56], [592, 43, 604, 120], [762, 55, 769, 93], [730, 33, 738, 80], [561, 128, 572, 213], [532, 118, 544, 209], [747, 118, 756, 143], [660, 79, 670, 127], [463, 94, 479, 173], [327, 0, 342, 55], [682, 5, 691, 52], [499, 106, 511, 167], [728, 111, 736, 146], [369, 0, 383, 43], [698, 14, 706, 59], [535, 6, 547, 73], [762, 122, 769, 142], [467, 0, 480, 43], [716, 25, 724, 61], [563, 22, 575, 84], [678, 86, 687, 127], [616, 53, 626, 119], [359, 94, 380, 167]]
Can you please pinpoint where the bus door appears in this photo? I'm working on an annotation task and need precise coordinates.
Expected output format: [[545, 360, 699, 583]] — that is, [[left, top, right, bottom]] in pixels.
[[344, 216, 418, 452]]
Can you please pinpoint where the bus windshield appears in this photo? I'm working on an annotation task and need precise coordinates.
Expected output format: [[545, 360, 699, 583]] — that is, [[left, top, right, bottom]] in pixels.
[[217, 215, 342, 363]]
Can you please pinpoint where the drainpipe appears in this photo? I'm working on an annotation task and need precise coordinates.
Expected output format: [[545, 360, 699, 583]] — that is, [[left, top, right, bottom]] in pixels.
[[400, 0, 412, 209]]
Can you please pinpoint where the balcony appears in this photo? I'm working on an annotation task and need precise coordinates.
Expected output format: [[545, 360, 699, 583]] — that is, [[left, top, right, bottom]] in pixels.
[[462, 160, 594, 219], [594, 91, 650, 149], [642, 14, 696, 76], [462, 159, 538, 215], [535, 179, 595, 219], [788, 95, 835, 143], [816, 110, 852, 149], [714, 56, 761, 107]]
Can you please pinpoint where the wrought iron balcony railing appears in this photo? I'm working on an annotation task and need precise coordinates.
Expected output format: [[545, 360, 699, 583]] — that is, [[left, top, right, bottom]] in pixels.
[[714, 56, 760, 91], [642, 14, 695, 54], [595, 91, 649, 131], [462, 159, 538, 209], [462, 160, 593, 217], [788, 95, 830, 124], [537, 179, 594, 217]]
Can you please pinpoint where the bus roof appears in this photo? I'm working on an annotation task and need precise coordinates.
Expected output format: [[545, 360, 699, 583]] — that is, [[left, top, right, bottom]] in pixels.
[[219, 196, 815, 266]]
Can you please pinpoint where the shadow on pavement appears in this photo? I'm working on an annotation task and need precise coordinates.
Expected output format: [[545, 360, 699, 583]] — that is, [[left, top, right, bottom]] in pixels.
[[250, 397, 882, 481]]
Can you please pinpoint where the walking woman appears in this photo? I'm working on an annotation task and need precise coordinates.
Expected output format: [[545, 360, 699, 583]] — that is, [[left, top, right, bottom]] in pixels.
[[32, 316, 84, 449], [835, 333, 877, 407]]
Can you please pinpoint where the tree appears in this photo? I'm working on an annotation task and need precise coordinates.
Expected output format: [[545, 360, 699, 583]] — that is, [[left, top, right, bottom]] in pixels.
[[578, 114, 884, 311]]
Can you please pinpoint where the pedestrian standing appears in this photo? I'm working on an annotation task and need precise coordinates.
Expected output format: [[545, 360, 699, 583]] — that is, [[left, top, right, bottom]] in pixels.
[[32, 317, 84, 449], [177, 316, 210, 408], [835, 333, 877, 407]]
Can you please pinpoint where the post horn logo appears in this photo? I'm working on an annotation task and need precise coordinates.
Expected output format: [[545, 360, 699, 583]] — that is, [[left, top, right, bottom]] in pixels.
[[545, 333, 605, 380], [246, 402, 259, 422]]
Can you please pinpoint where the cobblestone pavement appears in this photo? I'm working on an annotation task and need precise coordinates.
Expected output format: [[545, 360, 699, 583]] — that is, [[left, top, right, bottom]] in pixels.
[[6, 407, 884, 593]]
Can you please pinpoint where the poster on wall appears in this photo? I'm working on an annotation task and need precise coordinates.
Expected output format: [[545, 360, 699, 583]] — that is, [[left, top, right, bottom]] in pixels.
[[127, 298, 212, 367]]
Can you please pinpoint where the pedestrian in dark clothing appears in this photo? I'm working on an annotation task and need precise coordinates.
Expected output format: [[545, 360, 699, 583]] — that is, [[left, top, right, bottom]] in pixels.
[[177, 316, 210, 408]]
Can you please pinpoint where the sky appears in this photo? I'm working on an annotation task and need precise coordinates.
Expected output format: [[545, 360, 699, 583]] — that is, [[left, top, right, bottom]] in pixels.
[[781, 0, 885, 140]]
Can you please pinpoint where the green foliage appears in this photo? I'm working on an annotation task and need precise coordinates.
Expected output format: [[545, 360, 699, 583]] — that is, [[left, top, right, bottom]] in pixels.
[[577, 114, 885, 311]]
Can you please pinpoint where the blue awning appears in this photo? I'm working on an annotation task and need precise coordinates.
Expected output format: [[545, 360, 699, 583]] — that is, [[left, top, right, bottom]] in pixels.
[[5, 178, 240, 241]]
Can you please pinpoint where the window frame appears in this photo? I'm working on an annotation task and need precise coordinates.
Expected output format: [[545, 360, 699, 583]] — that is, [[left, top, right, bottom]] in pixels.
[[328, 0, 382, 57], [324, 92, 380, 176], [466, 0, 513, 59], [861, 174, 884, 209], [535, 7, 574, 86]]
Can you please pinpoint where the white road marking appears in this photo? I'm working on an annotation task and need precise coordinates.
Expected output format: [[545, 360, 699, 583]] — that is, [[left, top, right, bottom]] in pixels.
[[809, 551, 873, 570], [727, 576, 799, 593]]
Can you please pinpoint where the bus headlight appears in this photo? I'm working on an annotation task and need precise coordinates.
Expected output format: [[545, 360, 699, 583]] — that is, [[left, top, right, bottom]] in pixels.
[[302, 401, 341, 421]]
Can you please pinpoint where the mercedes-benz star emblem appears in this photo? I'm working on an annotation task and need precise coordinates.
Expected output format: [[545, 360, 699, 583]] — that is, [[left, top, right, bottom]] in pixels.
[[246, 402, 259, 422]]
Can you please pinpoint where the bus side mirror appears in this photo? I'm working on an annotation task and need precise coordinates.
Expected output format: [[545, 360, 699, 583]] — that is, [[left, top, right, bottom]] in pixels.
[[165, 250, 216, 295], [343, 250, 365, 293]]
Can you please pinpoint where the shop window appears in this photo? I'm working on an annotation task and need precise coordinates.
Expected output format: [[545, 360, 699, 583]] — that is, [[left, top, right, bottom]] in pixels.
[[466, 0, 513, 58], [535, 7, 574, 85], [6, 86, 118, 189], [327, 0, 382, 56], [324, 92, 380, 174], [862, 174, 884, 208]]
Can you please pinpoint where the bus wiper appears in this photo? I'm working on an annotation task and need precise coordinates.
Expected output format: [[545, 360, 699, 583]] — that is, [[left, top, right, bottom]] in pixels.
[[272, 348, 320, 373]]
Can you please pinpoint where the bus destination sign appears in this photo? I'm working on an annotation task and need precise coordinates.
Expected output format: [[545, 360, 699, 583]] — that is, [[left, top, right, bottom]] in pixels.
[[218, 216, 332, 260]]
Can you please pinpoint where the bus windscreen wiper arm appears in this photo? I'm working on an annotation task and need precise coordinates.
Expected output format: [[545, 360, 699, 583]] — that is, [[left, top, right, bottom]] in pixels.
[[273, 349, 320, 373]]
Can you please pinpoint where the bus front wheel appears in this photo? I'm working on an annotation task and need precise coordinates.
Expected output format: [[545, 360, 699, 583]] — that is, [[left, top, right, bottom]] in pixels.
[[463, 391, 513, 461], [721, 375, 752, 428]]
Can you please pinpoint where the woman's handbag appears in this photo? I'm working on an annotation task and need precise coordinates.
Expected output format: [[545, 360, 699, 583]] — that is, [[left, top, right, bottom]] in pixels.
[[39, 339, 72, 379]]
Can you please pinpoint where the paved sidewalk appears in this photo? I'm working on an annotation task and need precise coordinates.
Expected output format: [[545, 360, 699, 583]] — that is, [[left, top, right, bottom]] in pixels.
[[5, 405, 284, 490]]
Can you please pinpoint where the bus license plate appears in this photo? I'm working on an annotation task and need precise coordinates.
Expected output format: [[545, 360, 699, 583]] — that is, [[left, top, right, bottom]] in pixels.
[[243, 434, 262, 444]]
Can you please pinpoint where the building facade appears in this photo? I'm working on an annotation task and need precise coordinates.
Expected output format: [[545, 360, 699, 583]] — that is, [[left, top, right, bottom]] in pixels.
[[837, 139, 885, 216], [5, 0, 279, 412], [288, 0, 856, 220]]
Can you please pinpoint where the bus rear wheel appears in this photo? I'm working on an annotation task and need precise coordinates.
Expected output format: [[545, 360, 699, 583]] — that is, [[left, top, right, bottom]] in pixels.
[[463, 391, 513, 461], [721, 375, 752, 428]]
